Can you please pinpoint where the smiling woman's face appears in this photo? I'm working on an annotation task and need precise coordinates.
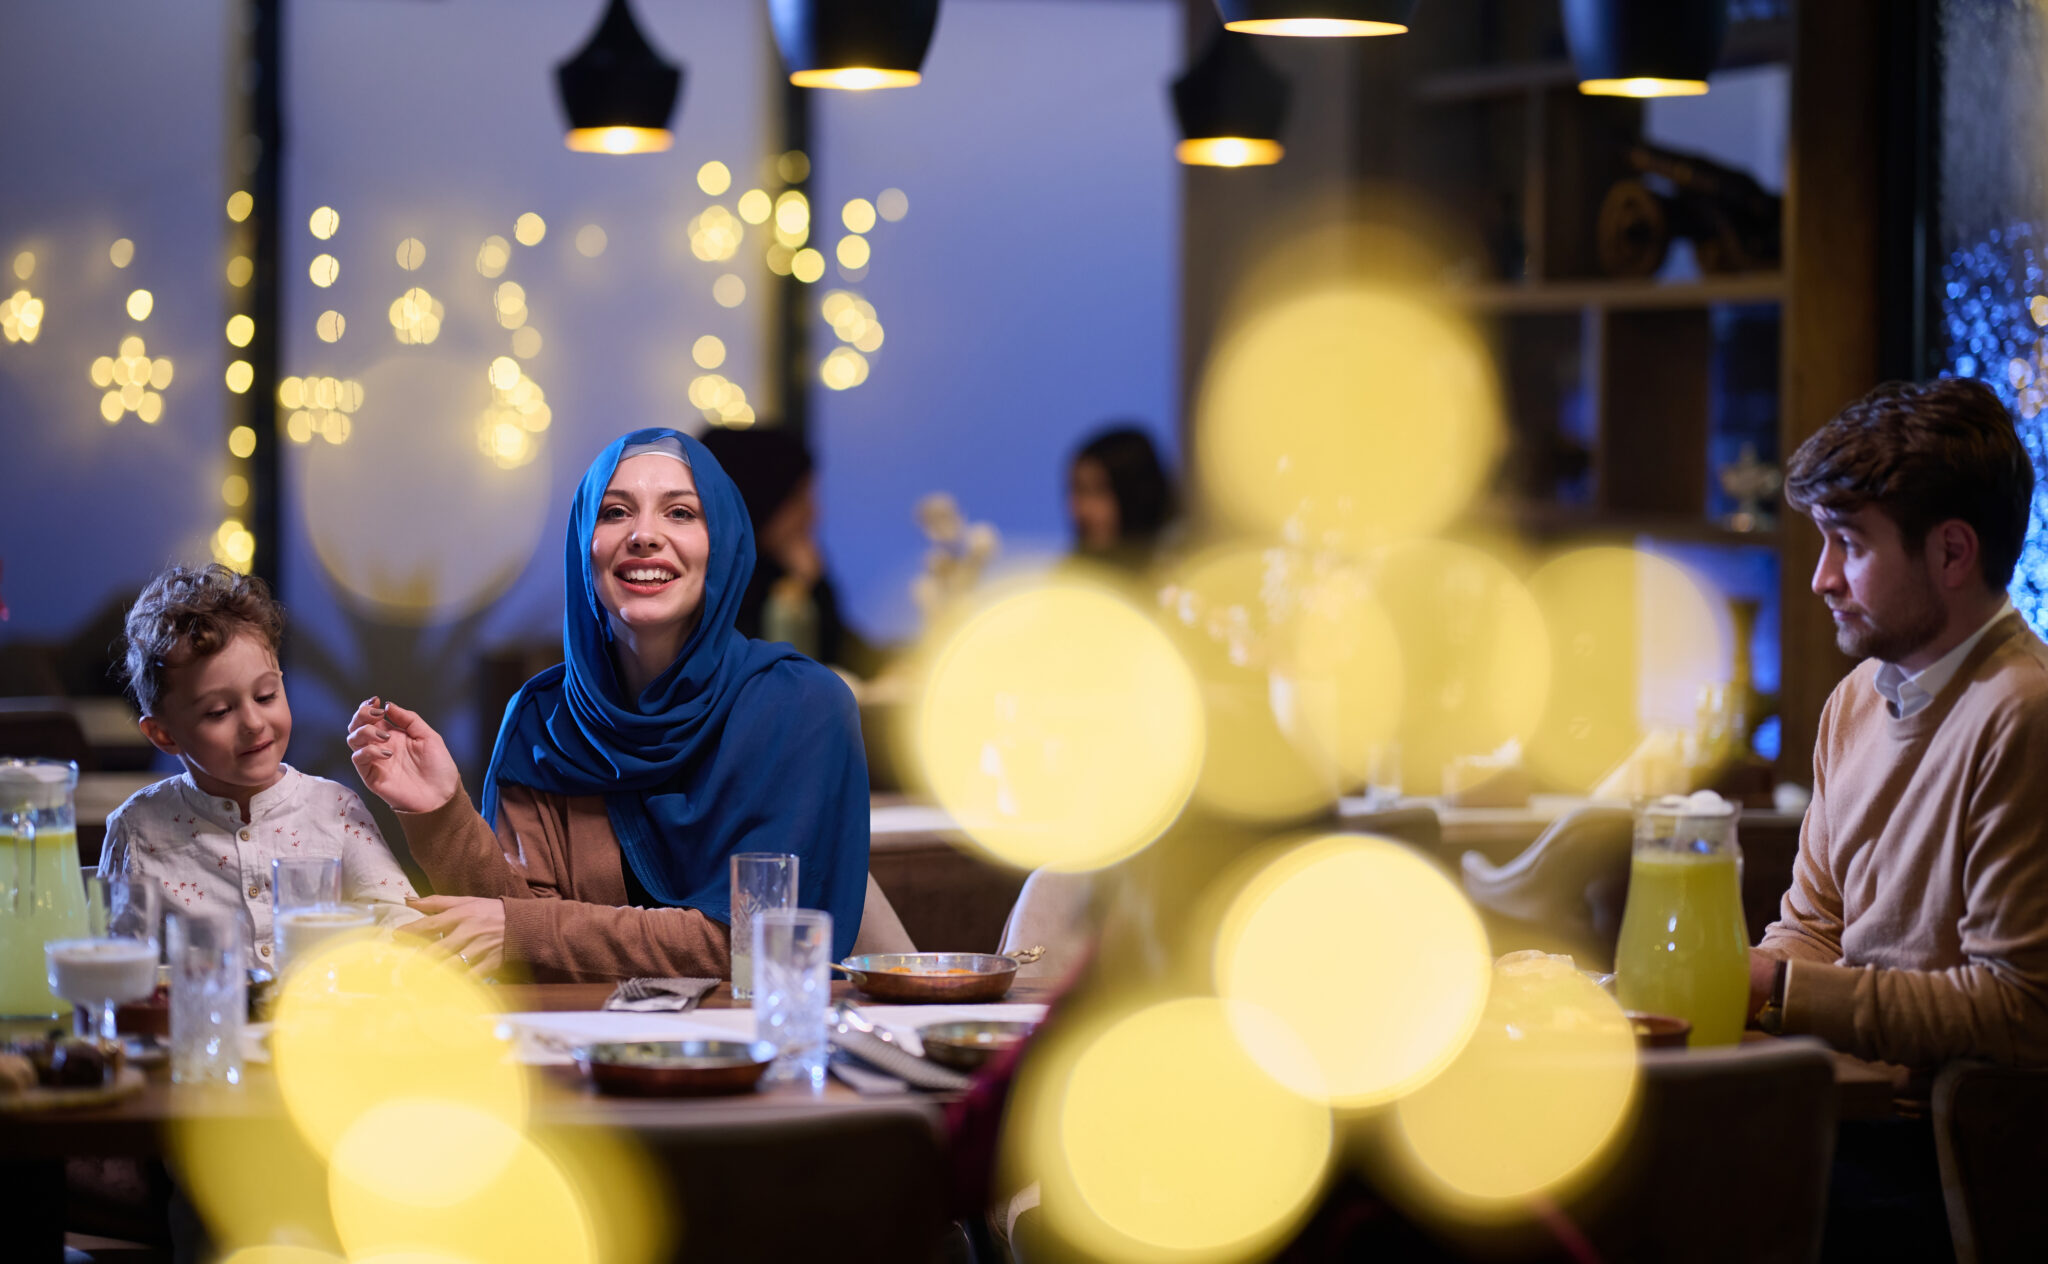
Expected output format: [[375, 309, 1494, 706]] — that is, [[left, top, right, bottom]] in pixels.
[[591, 453, 712, 639]]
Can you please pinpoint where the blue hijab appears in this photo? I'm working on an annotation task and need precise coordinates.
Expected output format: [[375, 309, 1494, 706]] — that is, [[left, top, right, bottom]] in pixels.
[[480, 427, 868, 960]]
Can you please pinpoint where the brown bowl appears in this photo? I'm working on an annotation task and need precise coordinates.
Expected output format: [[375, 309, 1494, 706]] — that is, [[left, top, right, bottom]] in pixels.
[[837, 953, 1024, 1004], [920, 1020, 1038, 1071], [1626, 1012, 1692, 1050], [577, 1040, 777, 1097]]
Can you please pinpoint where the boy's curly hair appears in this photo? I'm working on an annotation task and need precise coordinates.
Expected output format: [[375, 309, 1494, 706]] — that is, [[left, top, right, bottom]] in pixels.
[[121, 564, 285, 715]]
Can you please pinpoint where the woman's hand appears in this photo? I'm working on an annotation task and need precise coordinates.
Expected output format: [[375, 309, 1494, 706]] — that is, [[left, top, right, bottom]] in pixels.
[[347, 698, 461, 814], [401, 895, 506, 977]]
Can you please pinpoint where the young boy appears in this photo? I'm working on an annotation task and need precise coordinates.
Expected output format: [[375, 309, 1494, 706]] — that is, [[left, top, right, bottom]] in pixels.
[[103, 563, 416, 970]]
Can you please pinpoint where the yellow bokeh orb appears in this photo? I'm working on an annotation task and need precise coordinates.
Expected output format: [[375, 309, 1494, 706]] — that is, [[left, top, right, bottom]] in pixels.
[[1215, 836, 1491, 1106], [514, 212, 546, 246], [1393, 960, 1639, 1208], [1524, 547, 1729, 792], [271, 938, 525, 1162], [126, 289, 153, 320], [1160, 545, 1345, 822], [1195, 286, 1501, 553], [1376, 539, 1551, 796], [913, 581, 1205, 872], [696, 160, 732, 196], [330, 1127, 596, 1264], [1016, 997, 1331, 1262]]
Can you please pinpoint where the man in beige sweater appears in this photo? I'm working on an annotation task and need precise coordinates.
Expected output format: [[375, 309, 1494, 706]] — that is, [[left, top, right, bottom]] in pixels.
[[1753, 378, 2048, 1069]]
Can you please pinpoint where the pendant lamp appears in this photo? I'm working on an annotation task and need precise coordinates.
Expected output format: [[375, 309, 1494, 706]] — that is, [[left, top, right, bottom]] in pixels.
[[1173, 31, 1290, 168], [770, 0, 941, 90], [1564, 0, 1727, 98], [1215, 0, 1417, 37], [556, 0, 683, 153]]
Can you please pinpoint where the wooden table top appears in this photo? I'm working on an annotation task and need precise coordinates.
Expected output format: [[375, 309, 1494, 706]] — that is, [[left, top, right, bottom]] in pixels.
[[0, 979, 1060, 1160]]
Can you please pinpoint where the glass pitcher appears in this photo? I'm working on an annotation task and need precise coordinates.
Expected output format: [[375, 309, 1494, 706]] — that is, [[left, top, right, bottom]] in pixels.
[[1613, 793, 1750, 1047], [0, 757, 90, 1019]]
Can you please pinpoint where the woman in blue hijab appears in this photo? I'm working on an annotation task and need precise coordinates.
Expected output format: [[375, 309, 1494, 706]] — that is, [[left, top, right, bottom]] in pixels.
[[346, 428, 869, 978]]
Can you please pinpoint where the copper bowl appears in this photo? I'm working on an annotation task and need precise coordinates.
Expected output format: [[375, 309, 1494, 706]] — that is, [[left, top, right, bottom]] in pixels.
[[920, 1020, 1038, 1071], [1626, 1012, 1692, 1050], [577, 1040, 777, 1097], [836, 949, 1041, 1004]]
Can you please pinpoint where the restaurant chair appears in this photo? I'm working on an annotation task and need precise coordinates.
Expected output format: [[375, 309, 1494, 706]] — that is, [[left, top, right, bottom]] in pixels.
[[1932, 1060, 2048, 1264], [1458, 806, 1633, 971], [853, 870, 917, 954], [1566, 1038, 1837, 1263], [631, 1105, 950, 1260], [997, 870, 1095, 980], [0, 707, 97, 771]]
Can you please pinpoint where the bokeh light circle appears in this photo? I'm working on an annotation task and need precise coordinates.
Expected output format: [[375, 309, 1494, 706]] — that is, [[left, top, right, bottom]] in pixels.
[[271, 938, 525, 1162], [1160, 545, 1346, 822], [1393, 959, 1639, 1207], [913, 580, 1204, 872], [1215, 836, 1490, 1105], [1376, 539, 1551, 796], [1196, 286, 1501, 553], [1017, 997, 1332, 1261], [299, 354, 550, 623], [1525, 547, 1729, 792], [329, 1128, 596, 1264]]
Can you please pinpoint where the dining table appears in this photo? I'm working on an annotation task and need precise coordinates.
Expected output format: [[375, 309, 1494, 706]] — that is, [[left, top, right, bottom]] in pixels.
[[0, 977, 1057, 1261]]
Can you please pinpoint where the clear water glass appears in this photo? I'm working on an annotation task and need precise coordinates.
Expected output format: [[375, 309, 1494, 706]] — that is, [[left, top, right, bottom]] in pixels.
[[752, 908, 832, 1091], [272, 856, 341, 911], [729, 853, 797, 1002], [167, 909, 245, 1085]]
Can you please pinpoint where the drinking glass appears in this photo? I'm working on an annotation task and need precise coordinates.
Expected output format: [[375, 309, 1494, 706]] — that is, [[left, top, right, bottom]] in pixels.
[[271, 856, 368, 982], [46, 881, 158, 1041], [167, 909, 245, 1085], [752, 908, 832, 1090], [272, 857, 341, 911], [729, 853, 797, 1002]]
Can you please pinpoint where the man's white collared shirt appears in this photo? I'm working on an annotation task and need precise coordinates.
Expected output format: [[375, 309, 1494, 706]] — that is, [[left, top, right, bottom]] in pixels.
[[1873, 601, 2014, 719]]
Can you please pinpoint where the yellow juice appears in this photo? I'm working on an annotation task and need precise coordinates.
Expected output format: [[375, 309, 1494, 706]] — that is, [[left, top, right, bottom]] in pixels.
[[0, 829, 89, 1018], [1614, 848, 1749, 1047]]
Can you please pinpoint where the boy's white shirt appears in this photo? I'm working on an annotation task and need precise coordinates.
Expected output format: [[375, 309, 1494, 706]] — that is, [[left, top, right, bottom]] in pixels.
[[101, 763, 421, 971]]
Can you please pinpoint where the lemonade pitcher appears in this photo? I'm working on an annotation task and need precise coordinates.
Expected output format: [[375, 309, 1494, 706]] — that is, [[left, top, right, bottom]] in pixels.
[[1614, 792, 1750, 1046], [0, 757, 90, 1019]]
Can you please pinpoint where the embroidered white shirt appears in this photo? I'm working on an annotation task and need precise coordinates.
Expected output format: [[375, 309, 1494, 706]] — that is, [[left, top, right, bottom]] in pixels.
[[1873, 600, 2015, 720], [100, 764, 417, 969]]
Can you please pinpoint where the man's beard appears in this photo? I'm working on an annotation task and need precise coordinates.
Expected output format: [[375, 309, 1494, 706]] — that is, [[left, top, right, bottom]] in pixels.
[[1833, 573, 1946, 663]]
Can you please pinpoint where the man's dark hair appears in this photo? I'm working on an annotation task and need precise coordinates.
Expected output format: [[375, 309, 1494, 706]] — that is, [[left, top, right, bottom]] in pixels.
[[1785, 378, 2036, 590], [121, 564, 285, 715]]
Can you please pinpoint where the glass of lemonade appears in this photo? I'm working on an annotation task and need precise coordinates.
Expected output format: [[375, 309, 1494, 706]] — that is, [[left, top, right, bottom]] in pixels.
[[729, 853, 797, 1001], [47, 881, 159, 1041], [1, 758, 90, 1020], [1614, 793, 1750, 1047]]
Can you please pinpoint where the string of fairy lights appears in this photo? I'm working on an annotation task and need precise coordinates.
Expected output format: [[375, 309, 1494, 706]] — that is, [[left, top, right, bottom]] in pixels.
[[4, 154, 910, 569]]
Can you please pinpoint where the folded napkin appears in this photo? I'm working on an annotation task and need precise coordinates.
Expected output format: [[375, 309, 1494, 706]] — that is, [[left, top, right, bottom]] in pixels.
[[603, 977, 718, 1013], [829, 1027, 972, 1092]]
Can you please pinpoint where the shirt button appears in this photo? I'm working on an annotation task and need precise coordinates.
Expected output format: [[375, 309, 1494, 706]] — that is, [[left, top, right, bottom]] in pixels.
[[248, 884, 261, 898], [239, 829, 252, 842], [258, 943, 271, 958]]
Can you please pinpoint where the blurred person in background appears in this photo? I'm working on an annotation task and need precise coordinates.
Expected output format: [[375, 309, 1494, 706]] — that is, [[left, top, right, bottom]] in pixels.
[[1066, 424, 1178, 572], [698, 426, 879, 678]]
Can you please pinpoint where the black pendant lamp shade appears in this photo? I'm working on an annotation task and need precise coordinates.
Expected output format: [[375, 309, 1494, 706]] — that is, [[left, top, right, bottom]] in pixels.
[[1173, 32, 1290, 168], [770, 0, 941, 90], [556, 0, 683, 153], [1215, 0, 1418, 37], [1564, 0, 1727, 98]]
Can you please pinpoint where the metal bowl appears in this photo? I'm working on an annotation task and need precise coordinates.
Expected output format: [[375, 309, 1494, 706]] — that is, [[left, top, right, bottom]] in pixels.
[[919, 1020, 1038, 1071], [837, 951, 1037, 1004], [576, 1039, 777, 1097]]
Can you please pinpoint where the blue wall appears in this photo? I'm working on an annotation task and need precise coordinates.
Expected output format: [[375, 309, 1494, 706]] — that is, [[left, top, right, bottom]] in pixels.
[[809, 0, 1183, 643]]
